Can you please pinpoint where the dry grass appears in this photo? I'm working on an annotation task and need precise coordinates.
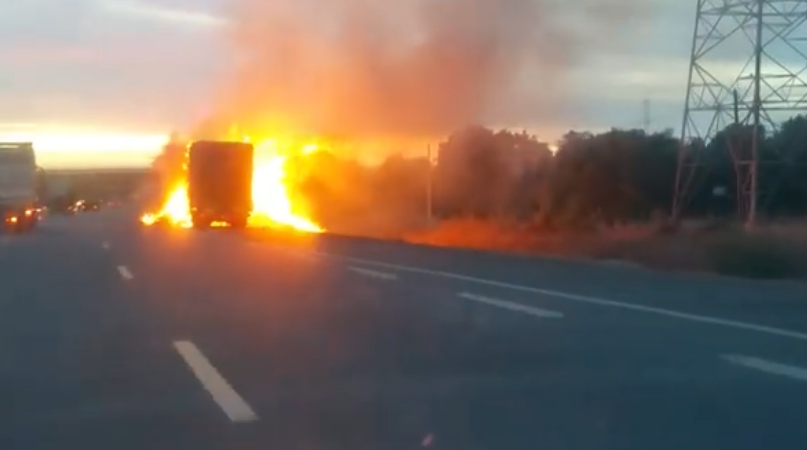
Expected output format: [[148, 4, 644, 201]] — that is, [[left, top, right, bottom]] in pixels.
[[323, 210, 431, 240], [401, 218, 807, 279], [403, 219, 604, 257]]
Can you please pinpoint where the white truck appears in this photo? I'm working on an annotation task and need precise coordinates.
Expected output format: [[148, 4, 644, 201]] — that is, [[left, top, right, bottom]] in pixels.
[[0, 142, 39, 232]]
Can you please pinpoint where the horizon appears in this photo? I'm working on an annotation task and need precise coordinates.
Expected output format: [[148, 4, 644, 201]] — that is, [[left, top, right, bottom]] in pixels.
[[4, 123, 643, 170]]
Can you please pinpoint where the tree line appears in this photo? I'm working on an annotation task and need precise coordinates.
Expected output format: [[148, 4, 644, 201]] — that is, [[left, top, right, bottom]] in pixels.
[[297, 116, 807, 232]]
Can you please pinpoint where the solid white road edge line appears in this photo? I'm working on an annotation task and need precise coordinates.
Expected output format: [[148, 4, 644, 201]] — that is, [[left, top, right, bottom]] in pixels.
[[458, 292, 564, 318], [275, 248, 807, 341], [721, 354, 807, 382], [117, 265, 133, 280], [173, 340, 258, 422], [349, 266, 398, 280]]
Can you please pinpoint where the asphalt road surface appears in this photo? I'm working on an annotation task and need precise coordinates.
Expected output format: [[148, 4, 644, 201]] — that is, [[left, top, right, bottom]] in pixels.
[[1, 208, 807, 450]]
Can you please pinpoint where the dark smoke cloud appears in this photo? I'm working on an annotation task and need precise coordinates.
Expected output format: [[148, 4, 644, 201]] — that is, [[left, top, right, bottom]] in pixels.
[[205, 0, 641, 147]]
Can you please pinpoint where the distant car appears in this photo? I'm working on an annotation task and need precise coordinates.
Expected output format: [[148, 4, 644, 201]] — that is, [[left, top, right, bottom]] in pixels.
[[67, 200, 85, 214]]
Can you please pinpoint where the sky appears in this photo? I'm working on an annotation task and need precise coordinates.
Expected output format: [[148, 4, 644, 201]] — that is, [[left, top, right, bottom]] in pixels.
[[0, 0, 795, 169]]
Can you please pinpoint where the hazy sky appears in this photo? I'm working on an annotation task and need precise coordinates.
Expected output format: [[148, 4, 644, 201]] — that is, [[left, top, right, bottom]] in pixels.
[[0, 0, 718, 167]]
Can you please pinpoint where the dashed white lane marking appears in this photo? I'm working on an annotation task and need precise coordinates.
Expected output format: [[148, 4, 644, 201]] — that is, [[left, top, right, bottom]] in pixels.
[[458, 292, 564, 318], [117, 265, 133, 280], [174, 340, 258, 422], [277, 248, 807, 341], [721, 354, 807, 382], [102, 242, 110, 249], [349, 266, 398, 280]]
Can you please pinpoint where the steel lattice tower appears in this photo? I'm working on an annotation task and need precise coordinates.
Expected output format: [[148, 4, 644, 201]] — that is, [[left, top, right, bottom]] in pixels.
[[673, 0, 807, 225]]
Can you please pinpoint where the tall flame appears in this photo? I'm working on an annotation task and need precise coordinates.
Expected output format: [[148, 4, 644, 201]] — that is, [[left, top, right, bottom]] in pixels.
[[248, 139, 322, 231]]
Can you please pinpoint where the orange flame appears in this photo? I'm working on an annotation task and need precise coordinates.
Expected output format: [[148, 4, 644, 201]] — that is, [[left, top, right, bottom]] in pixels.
[[141, 186, 192, 227], [140, 136, 323, 232]]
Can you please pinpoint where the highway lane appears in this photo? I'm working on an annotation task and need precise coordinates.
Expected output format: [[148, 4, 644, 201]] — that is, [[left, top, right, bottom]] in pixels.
[[2, 210, 807, 449], [0, 214, 232, 449], [120, 223, 465, 448], [252, 232, 807, 334], [243, 229, 807, 447], [122, 217, 807, 449]]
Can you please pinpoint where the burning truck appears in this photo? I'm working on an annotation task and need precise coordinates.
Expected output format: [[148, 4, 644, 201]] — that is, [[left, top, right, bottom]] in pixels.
[[141, 132, 323, 232]]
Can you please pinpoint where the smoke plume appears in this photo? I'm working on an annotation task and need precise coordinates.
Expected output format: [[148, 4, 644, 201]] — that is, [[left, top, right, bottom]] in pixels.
[[203, 0, 640, 147]]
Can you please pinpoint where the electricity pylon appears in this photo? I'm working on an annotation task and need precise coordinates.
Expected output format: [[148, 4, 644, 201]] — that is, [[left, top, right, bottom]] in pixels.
[[673, 0, 807, 226]]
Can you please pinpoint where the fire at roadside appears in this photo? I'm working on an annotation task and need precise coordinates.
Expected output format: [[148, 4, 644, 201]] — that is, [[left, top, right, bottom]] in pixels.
[[141, 133, 323, 233]]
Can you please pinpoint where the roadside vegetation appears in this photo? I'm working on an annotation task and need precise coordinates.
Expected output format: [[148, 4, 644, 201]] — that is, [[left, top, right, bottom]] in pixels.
[[294, 118, 807, 279]]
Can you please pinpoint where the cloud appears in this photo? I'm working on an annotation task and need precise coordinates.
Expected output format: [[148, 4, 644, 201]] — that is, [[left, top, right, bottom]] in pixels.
[[0, 42, 97, 66], [0, 0, 95, 41], [97, 0, 228, 27], [0, 0, 227, 131]]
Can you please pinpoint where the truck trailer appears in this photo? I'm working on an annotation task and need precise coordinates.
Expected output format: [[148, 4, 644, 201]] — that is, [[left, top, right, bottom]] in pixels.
[[187, 140, 254, 229], [0, 143, 39, 232]]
